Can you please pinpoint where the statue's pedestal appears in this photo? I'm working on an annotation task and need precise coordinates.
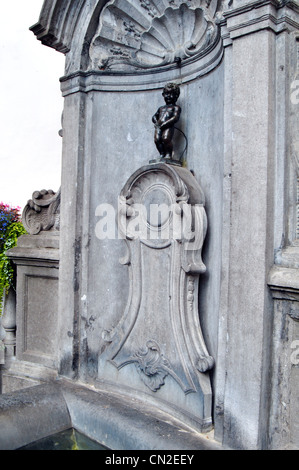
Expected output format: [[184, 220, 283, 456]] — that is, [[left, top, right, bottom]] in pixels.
[[2, 232, 59, 393]]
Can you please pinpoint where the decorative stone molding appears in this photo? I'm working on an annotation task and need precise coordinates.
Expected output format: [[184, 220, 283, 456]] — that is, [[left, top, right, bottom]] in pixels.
[[22, 189, 60, 236], [268, 264, 299, 303], [268, 246, 299, 319], [220, 0, 299, 46], [29, 0, 86, 54], [98, 162, 214, 431]]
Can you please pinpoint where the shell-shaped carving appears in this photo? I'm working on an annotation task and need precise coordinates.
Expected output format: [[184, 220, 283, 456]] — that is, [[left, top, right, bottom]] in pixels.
[[89, 0, 221, 71]]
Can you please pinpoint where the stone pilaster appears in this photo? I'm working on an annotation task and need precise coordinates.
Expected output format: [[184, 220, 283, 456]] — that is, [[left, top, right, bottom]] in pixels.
[[215, 0, 299, 449]]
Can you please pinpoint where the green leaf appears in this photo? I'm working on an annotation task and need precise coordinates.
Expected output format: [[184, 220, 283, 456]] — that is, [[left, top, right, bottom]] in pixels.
[[0, 220, 27, 315]]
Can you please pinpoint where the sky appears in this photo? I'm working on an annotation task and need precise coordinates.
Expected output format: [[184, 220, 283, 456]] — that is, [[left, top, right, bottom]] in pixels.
[[0, 0, 65, 211]]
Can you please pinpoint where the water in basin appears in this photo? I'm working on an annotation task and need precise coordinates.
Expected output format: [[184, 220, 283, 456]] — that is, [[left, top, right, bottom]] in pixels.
[[18, 428, 108, 450]]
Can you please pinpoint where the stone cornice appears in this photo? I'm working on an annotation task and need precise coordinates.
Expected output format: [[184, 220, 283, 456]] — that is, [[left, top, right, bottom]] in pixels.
[[268, 265, 299, 300], [6, 233, 60, 267], [32, 0, 299, 91], [223, 0, 299, 20], [31, 1, 299, 53], [6, 250, 59, 268], [29, 0, 89, 54], [49, 0, 224, 92], [268, 245, 299, 306], [220, 0, 299, 45]]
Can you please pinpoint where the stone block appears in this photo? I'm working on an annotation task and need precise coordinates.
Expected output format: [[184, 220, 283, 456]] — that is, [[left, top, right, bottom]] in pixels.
[[4, 233, 59, 380]]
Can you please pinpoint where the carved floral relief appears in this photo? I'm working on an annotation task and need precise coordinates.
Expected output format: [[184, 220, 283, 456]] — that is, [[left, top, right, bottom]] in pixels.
[[133, 340, 170, 392]]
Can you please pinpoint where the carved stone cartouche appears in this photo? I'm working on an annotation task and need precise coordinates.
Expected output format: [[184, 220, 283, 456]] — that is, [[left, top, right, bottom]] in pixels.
[[98, 163, 214, 431]]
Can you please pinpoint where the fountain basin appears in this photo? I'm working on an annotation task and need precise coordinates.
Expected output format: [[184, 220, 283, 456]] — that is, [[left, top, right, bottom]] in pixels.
[[0, 379, 222, 450]]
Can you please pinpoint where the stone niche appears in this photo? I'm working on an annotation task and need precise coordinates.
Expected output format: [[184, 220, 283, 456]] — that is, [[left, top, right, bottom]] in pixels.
[[48, 0, 225, 416], [2, 0, 299, 451]]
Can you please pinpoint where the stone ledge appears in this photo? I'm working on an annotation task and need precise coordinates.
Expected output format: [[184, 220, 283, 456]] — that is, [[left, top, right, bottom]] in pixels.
[[63, 380, 223, 451], [6, 233, 59, 267], [13, 233, 59, 250], [268, 244, 299, 301], [1, 359, 59, 394], [268, 265, 299, 301]]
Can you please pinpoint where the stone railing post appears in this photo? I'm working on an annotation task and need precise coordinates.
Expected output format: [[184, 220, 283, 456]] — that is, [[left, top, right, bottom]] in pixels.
[[0, 313, 5, 366], [1, 289, 17, 361]]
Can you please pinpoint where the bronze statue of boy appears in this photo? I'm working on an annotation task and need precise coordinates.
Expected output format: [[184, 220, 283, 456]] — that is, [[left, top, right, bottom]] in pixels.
[[152, 83, 181, 160]]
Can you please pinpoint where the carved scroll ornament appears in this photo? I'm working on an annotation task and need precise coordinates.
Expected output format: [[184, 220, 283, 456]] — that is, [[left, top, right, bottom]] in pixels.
[[22, 188, 60, 235], [89, 0, 221, 71]]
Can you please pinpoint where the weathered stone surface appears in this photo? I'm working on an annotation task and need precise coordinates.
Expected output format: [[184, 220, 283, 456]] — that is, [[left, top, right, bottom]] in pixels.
[[268, 248, 299, 449], [1, 0, 299, 451], [0, 383, 71, 450], [0, 380, 224, 450], [62, 380, 224, 450]]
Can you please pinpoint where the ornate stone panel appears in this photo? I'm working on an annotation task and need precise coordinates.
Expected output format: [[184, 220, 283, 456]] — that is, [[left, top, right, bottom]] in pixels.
[[97, 163, 214, 431], [13, 266, 59, 370]]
